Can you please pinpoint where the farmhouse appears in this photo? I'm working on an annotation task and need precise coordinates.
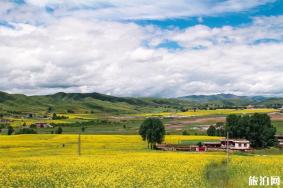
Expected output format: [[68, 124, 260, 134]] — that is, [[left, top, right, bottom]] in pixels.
[[203, 141, 221, 148], [246, 104, 255, 109], [220, 139, 250, 151], [31, 122, 53, 128], [275, 135, 283, 147], [156, 138, 251, 152], [0, 119, 12, 123], [156, 144, 206, 152]]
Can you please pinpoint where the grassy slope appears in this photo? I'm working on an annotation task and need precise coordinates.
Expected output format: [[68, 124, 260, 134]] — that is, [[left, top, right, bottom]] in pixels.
[[0, 91, 189, 115]]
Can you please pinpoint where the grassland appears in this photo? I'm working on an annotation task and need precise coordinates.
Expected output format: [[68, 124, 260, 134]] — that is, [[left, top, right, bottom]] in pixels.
[[2, 109, 283, 136], [0, 135, 282, 188], [273, 121, 283, 134]]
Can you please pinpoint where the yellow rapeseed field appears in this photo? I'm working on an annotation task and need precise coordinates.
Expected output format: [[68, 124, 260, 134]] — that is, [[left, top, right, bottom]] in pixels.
[[138, 108, 278, 117], [0, 135, 282, 188]]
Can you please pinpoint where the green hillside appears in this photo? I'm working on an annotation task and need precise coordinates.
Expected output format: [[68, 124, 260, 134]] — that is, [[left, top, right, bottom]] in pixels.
[[1, 92, 283, 116], [0, 91, 190, 115], [178, 94, 282, 107]]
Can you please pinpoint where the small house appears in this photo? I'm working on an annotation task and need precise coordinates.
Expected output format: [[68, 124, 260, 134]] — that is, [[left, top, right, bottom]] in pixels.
[[275, 135, 283, 147], [246, 105, 255, 109], [203, 142, 221, 148], [220, 139, 250, 150], [32, 122, 53, 128]]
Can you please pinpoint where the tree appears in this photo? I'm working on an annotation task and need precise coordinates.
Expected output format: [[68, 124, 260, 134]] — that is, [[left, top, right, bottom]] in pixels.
[[15, 128, 37, 134], [226, 113, 277, 148], [182, 130, 189, 135], [207, 125, 216, 136], [47, 106, 53, 113], [81, 126, 85, 132], [52, 113, 57, 120], [55, 126, 63, 134], [52, 113, 68, 120], [7, 126, 14, 135], [139, 118, 165, 149], [197, 141, 203, 147], [216, 127, 225, 136]]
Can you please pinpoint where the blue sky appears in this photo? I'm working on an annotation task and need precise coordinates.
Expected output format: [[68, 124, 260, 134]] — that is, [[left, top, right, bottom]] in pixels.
[[0, 0, 283, 97], [136, 0, 283, 29]]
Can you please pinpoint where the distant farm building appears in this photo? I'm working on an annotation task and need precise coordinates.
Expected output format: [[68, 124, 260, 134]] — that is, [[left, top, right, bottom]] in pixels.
[[220, 139, 250, 151], [31, 122, 53, 128], [156, 138, 251, 152], [203, 141, 221, 148], [246, 105, 255, 109], [0, 119, 12, 123], [156, 144, 207, 152], [275, 135, 283, 147]]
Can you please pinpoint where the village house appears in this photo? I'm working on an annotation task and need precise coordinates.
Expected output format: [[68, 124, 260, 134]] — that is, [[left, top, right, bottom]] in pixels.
[[157, 138, 251, 152], [275, 135, 283, 147], [220, 139, 250, 151], [31, 122, 53, 128], [0, 119, 12, 123], [246, 104, 255, 109], [204, 139, 250, 151], [203, 141, 221, 149]]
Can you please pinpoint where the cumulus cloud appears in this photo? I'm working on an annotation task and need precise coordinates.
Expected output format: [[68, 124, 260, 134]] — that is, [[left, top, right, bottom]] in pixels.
[[0, 1, 283, 97], [1, 14, 283, 97]]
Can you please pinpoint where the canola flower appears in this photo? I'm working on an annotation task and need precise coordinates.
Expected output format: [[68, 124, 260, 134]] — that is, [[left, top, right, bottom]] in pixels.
[[137, 108, 278, 117], [0, 135, 282, 188]]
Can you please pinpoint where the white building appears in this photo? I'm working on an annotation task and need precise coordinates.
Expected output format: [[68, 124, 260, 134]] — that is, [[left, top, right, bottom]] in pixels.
[[220, 139, 250, 150]]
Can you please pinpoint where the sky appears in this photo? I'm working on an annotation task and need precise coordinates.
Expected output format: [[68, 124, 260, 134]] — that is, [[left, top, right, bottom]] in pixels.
[[0, 0, 283, 97]]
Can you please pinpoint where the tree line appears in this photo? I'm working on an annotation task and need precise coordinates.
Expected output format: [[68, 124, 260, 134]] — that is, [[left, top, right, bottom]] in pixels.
[[207, 113, 277, 148]]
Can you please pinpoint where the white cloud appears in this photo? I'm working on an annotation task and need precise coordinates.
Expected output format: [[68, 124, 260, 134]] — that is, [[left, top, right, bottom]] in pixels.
[[0, 0, 275, 23], [1, 15, 283, 97]]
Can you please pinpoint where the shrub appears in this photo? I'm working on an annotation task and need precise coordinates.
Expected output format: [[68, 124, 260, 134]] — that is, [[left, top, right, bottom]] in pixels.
[[7, 126, 14, 135], [15, 128, 37, 134], [55, 126, 63, 134], [207, 125, 216, 136], [182, 130, 189, 135], [197, 142, 203, 147]]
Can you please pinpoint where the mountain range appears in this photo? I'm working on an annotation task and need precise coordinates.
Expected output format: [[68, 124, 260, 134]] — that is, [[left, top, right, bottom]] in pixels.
[[0, 92, 282, 115]]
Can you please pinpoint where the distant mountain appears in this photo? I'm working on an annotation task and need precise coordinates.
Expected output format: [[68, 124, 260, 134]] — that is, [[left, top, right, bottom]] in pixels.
[[1, 92, 283, 115], [178, 94, 280, 107]]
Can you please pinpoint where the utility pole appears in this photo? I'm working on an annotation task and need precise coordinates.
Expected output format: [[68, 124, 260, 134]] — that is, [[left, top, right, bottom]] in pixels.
[[226, 130, 229, 166], [78, 133, 81, 156]]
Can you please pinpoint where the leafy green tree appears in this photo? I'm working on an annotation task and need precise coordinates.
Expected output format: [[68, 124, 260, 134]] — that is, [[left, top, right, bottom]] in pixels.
[[81, 126, 85, 132], [207, 125, 216, 136], [197, 141, 203, 147], [182, 130, 189, 135], [226, 113, 277, 148], [139, 118, 165, 149], [7, 126, 14, 135], [15, 128, 37, 134], [55, 126, 63, 134], [48, 106, 53, 113], [52, 113, 57, 120], [216, 127, 225, 136]]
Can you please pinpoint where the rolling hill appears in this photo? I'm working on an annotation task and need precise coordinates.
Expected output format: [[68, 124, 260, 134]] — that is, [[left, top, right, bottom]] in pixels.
[[0, 91, 190, 115], [1, 92, 283, 115], [178, 94, 282, 107]]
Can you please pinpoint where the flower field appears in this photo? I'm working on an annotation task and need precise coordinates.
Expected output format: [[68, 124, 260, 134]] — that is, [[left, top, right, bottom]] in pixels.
[[137, 108, 278, 117], [0, 135, 282, 187]]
